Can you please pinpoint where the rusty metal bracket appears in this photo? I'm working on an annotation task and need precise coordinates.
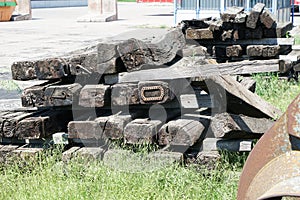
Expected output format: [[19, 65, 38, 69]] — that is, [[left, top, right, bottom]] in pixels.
[[140, 86, 165, 102], [237, 94, 300, 200]]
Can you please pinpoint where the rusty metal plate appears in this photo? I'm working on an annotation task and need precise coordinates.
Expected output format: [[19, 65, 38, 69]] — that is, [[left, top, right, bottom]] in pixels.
[[238, 94, 300, 200]]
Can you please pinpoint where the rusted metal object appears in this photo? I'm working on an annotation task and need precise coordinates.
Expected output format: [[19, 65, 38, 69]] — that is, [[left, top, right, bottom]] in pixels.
[[237, 94, 300, 200]]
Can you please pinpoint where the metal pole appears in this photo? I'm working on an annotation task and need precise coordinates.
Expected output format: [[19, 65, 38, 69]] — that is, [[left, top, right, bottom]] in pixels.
[[292, 0, 295, 24]]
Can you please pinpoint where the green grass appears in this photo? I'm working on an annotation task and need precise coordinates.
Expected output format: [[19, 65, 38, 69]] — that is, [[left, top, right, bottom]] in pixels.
[[294, 35, 300, 45], [253, 73, 300, 112], [0, 149, 245, 200], [0, 80, 21, 92]]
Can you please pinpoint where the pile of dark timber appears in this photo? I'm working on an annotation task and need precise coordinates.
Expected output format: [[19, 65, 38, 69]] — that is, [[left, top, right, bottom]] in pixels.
[[181, 3, 297, 68], [2, 4, 295, 164]]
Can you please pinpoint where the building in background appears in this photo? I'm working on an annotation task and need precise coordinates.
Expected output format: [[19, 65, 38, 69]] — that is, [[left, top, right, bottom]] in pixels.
[[174, 0, 291, 24]]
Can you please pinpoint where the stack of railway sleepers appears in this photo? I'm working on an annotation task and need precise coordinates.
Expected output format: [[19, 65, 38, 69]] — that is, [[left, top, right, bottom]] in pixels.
[[181, 3, 294, 64], [3, 9, 290, 164]]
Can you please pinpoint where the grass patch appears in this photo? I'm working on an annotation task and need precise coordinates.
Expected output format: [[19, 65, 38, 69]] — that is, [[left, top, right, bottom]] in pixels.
[[0, 148, 243, 200], [0, 80, 21, 92], [253, 73, 300, 112], [294, 35, 300, 45]]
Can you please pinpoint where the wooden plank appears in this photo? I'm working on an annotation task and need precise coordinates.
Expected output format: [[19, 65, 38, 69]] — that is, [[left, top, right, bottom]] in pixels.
[[11, 145, 44, 159], [1, 111, 37, 138], [68, 118, 107, 140], [279, 50, 300, 73], [209, 76, 282, 119], [11, 61, 37, 80], [194, 38, 294, 46], [221, 30, 233, 41], [111, 83, 140, 106], [260, 9, 276, 29], [211, 112, 274, 138], [11, 42, 125, 81], [15, 110, 73, 139], [226, 45, 242, 57], [201, 138, 253, 152], [181, 19, 210, 29], [247, 45, 280, 57], [75, 147, 105, 160], [158, 119, 205, 146], [263, 22, 293, 38], [0, 145, 19, 163], [245, 26, 263, 39], [21, 81, 61, 107], [220, 6, 244, 22], [44, 83, 82, 107], [35, 58, 70, 80], [180, 93, 213, 109], [115, 57, 280, 83], [124, 118, 162, 144], [147, 151, 183, 163], [102, 115, 131, 140], [246, 3, 265, 29], [62, 146, 81, 162], [186, 28, 214, 40], [239, 77, 256, 92], [182, 45, 208, 58], [116, 28, 185, 72], [79, 84, 111, 108]]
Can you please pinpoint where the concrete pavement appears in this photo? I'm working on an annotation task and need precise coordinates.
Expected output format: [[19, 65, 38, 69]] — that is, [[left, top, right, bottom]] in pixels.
[[0, 3, 174, 73]]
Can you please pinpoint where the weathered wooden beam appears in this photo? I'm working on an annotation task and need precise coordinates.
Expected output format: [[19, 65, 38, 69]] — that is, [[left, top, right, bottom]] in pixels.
[[11, 42, 125, 81], [279, 50, 300, 73], [201, 138, 253, 152], [75, 147, 105, 160], [180, 93, 213, 109], [68, 117, 107, 140], [10, 145, 44, 160], [44, 83, 82, 106], [246, 3, 265, 29], [103, 113, 144, 140], [220, 7, 244, 22], [111, 83, 140, 106], [186, 28, 214, 40], [1, 111, 38, 138], [263, 22, 293, 38], [245, 26, 263, 39], [247, 45, 280, 57], [21, 81, 61, 107], [211, 112, 274, 139], [209, 76, 282, 119], [158, 119, 205, 146], [124, 118, 162, 144], [62, 146, 81, 162], [0, 145, 19, 163], [260, 9, 276, 29], [181, 19, 210, 29], [226, 45, 243, 57], [35, 58, 70, 80], [79, 84, 111, 108], [115, 57, 280, 83], [117, 28, 185, 72], [11, 61, 37, 80], [239, 77, 256, 93], [194, 38, 294, 46], [15, 110, 73, 139], [221, 30, 233, 41]]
